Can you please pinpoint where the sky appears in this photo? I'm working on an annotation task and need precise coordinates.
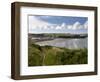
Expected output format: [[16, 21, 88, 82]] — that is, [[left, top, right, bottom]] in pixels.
[[28, 15, 88, 34]]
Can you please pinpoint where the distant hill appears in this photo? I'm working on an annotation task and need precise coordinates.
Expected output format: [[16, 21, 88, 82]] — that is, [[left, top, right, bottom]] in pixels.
[[28, 33, 88, 39]]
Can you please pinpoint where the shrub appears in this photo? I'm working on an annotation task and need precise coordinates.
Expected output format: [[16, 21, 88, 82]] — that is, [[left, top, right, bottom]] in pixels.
[[28, 43, 88, 66]]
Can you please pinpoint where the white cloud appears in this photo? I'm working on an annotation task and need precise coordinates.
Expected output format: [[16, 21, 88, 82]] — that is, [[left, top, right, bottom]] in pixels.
[[55, 25, 62, 30], [71, 21, 88, 30], [29, 16, 50, 31], [50, 26, 55, 29], [61, 23, 66, 27], [73, 21, 81, 30], [67, 25, 73, 29], [43, 26, 49, 30], [29, 16, 88, 33], [84, 21, 88, 29]]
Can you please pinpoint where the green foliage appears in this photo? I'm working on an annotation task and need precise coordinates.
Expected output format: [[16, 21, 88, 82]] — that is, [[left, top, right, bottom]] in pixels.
[[28, 44, 43, 66], [43, 50, 57, 65], [28, 43, 88, 66]]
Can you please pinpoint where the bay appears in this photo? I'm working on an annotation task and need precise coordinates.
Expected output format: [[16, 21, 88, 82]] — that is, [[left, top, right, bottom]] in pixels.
[[35, 38, 87, 49]]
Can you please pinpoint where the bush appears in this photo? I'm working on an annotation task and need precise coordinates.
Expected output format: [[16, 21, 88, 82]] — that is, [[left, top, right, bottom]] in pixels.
[[28, 44, 43, 66], [28, 43, 88, 66]]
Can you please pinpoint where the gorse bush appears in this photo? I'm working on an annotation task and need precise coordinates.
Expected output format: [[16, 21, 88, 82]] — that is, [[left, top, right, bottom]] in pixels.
[[28, 43, 88, 66]]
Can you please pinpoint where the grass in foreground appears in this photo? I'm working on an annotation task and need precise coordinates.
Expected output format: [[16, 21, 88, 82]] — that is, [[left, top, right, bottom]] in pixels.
[[28, 43, 88, 66]]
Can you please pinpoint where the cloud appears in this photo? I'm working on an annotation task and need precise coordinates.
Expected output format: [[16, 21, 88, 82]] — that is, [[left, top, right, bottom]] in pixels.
[[29, 16, 50, 31], [72, 22, 80, 30], [71, 21, 88, 30], [84, 21, 88, 29], [29, 16, 88, 33], [55, 25, 62, 30], [61, 23, 66, 27], [67, 25, 73, 29]]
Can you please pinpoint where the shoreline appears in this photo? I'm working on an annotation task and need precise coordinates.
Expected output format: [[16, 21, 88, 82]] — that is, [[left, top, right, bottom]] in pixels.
[[31, 37, 87, 42]]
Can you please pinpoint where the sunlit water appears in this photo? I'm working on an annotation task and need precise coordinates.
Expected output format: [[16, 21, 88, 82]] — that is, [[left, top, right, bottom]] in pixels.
[[35, 38, 87, 49]]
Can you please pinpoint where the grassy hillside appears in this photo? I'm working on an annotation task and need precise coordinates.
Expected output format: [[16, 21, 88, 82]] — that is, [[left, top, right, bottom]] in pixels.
[[28, 43, 87, 66]]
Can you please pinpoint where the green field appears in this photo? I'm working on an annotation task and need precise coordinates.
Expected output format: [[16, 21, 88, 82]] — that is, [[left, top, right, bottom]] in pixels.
[[28, 43, 88, 66]]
